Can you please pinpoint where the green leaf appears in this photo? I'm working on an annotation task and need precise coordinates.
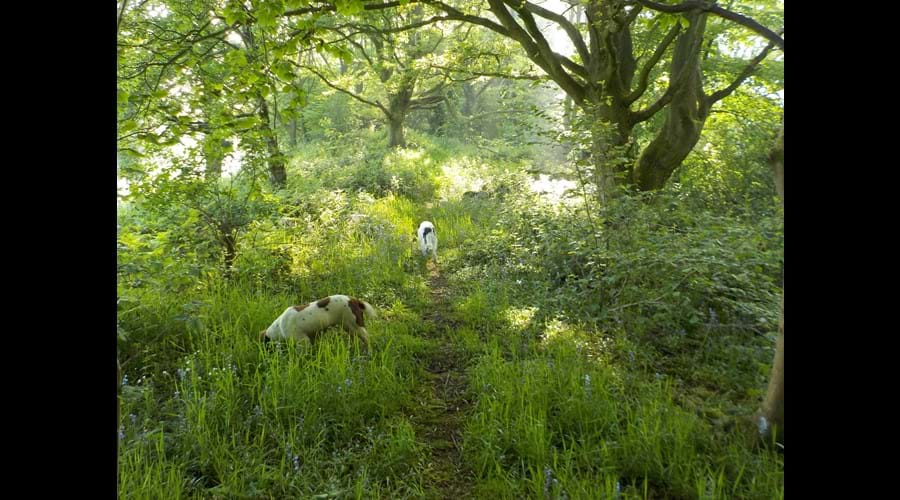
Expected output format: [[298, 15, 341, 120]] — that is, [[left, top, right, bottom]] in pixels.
[[285, 0, 309, 9], [292, 89, 308, 107], [256, 0, 285, 28], [340, 48, 353, 66], [223, 1, 246, 26], [119, 232, 144, 249], [257, 11, 275, 28], [225, 50, 248, 68], [234, 116, 260, 129], [119, 120, 138, 134], [273, 61, 294, 81], [335, 0, 364, 16]]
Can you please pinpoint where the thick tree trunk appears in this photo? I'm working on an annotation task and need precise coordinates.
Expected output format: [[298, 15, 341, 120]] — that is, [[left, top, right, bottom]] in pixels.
[[387, 80, 414, 148], [761, 297, 784, 441], [632, 11, 709, 191], [582, 100, 635, 203], [388, 115, 406, 148], [760, 119, 784, 442]]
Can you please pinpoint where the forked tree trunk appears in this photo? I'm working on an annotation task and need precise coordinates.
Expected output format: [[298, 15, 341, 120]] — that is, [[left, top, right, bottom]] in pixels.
[[631, 11, 709, 191]]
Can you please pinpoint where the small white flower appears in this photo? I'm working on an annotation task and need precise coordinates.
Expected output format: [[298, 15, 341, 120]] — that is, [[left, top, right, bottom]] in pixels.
[[757, 416, 769, 435]]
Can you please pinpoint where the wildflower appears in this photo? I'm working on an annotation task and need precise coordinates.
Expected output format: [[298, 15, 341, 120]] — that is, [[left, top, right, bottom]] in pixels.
[[121, 374, 129, 386], [118, 426, 125, 440], [757, 416, 769, 436]]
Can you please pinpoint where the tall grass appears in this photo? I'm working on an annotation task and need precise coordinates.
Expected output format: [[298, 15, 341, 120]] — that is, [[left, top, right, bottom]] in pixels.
[[118, 137, 783, 499]]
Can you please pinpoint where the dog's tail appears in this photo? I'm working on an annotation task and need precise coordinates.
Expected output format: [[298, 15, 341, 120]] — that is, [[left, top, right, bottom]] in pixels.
[[359, 300, 378, 319]]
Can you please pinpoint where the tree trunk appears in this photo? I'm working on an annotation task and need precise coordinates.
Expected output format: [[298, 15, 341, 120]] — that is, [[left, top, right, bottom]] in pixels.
[[760, 297, 784, 441], [760, 118, 784, 442], [462, 82, 477, 116], [299, 112, 309, 143], [388, 115, 406, 148], [387, 80, 414, 148], [222, 231, 237, 270], [256, 95, 287, 187], [288, 118, 297, 148], [582, 99, 635, 203], [631, 11, 709, 191]]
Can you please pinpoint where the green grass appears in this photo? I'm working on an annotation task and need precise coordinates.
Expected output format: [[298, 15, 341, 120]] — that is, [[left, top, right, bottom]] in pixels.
[[118, 136, 783, 499]]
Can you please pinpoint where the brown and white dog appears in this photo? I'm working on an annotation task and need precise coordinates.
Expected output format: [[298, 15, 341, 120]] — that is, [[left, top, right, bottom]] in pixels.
[[259, 295, 377, 351]]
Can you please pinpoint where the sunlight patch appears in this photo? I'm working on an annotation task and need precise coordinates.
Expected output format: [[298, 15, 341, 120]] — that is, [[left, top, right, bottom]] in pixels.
[[540, 318, 574, 342], [439, 157, 487, 200], [528, 174, 576, 204], [505, 306, 538, 330]]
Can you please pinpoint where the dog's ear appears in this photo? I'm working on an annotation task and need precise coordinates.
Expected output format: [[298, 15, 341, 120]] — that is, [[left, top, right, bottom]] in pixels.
[[259, 330, 269, 342]]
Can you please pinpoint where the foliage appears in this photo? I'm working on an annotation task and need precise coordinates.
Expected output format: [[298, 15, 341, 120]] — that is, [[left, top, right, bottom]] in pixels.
[[118, 1, 783, 497]]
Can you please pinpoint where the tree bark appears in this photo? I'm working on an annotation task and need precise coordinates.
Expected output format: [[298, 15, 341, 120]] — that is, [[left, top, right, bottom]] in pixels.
[[760, 119, 784, 442], [388, 114, 406, 148], [631, 10, 709, 190], [256, 94, 287, 187], [431, 0, 778, 192], [288, 118, 297, 148], [387, 78, 414, 148]]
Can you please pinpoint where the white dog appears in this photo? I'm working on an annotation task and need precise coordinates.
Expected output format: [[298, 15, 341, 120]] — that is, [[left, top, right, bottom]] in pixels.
[[417, 221, 438, 262], [260, 295, 377, 351]]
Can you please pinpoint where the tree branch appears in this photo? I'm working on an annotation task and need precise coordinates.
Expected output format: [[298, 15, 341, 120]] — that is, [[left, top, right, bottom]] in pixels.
[[705, 36, 778, 106], [117, 0, 129, 39], [520, 0, 590, 64], [629, 84, 676, 124], [302, 65, 391, 116], [283, 0, 413, 17], [625, 23, 681, 105], [485, 0, 585, 101], [430, 64, 544, 81], [425, 0, 510, 36], [630, 0, 783, 50]]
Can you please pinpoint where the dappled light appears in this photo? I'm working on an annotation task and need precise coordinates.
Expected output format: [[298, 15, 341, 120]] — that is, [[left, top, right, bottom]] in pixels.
[[118, 0, 783, 496]]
